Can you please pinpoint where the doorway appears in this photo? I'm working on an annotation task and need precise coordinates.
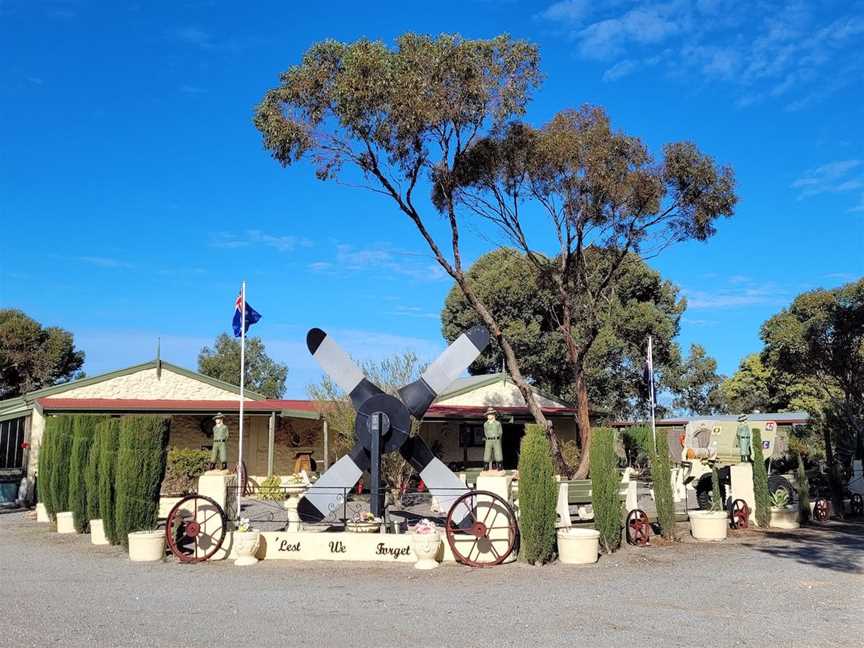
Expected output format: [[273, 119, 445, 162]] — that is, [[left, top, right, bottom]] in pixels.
[[501, 423, 525, 470]]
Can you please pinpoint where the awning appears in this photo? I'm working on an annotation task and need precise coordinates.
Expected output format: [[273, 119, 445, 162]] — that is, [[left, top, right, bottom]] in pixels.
[[37, 398, 320, 420]]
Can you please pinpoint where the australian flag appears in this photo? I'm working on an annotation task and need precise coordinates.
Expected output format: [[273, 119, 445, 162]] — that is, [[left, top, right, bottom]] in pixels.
[[233, 292, 261, 337]]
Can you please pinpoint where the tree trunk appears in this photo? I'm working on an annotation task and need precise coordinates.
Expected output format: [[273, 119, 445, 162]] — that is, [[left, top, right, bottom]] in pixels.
[[573, 373, 592, 479], [823, 423, 845, 520]]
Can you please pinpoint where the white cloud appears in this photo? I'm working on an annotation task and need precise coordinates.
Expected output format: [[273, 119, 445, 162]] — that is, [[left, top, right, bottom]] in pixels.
[[602, 59, 639, 82], [683, 276, 787, 310], [791, 160, 863, 199], [210, 230, 312, 252], [75, 256, 134, 269], [537, 0, 592, 23], [308, 243, 447, 282]]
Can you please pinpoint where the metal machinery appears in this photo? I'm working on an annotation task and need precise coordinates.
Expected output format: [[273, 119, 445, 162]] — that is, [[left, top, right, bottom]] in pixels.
[[680, 418, 794, 511]]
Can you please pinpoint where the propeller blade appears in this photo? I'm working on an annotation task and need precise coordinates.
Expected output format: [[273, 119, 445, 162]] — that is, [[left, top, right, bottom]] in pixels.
[[400, 436, 470, 523], [307, 328, 383, 410], [398, 325, 490, 418], [298, 446, 370, 523]]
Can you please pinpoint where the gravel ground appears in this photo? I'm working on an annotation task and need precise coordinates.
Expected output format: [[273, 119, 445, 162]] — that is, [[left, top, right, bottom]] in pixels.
[[1, 510, 862, 648]]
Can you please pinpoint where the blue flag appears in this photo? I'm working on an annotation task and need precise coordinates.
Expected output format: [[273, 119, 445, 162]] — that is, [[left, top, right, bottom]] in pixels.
[[233, 293, 261, 337]]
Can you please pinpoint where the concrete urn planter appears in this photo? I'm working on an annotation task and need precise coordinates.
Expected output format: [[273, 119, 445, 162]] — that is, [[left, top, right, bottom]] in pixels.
[[128, 530, 166, 562], [688, 510, 728, 541], [770, 506, 800, 529], [233, 531, 261, 566], [410, 530, 442, 570], [557, 528, 600, 564], [56, 511, 76, 534], [36, 502, 50, 523], [90, 519, 109, 545], [346, 520, 380, 534]]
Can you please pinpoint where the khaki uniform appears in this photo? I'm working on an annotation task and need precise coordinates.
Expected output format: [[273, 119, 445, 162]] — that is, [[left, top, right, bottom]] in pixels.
[[483, 419, 503, 465], [736, 422, 751, 462], [211, 422, 229, 464]]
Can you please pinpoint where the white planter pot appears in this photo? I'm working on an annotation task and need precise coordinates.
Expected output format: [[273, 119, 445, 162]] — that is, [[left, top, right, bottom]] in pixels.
[[346, 520, 380, 534], [770, 507, 800, 529], [36, 502, 50, 523], [234, 531, 261, 566], [411, 530, 442, 570], [688, 510, 728, 541], [56, 511, 76, 534], [128, 531, 166, 562], [557, 528, 600, 564], [90, 519, 109, 545]]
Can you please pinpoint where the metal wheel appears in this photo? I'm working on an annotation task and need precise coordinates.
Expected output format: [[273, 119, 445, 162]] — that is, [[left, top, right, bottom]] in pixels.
[[445, 490, 518, 568], [813, 498, 830, 522], [165, 494, 228, 563], [851, 494, 863, 517], [730, 499, 750, 529], [625, 509, 651, 546], [231, 461, 251, 497]]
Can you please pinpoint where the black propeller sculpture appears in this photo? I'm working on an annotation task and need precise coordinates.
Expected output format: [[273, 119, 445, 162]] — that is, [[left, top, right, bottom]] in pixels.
[[298, 326, 491, 523]]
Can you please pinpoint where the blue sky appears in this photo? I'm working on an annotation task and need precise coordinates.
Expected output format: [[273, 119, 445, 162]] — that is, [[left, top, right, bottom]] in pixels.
[[2, 1, 862, 398]]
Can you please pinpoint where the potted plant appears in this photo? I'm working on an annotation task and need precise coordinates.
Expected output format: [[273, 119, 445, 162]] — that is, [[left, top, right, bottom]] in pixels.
[[557, 527, 601, 564], [128, 529, 166, 562], [233, 517, 262, 566], [688, 467, 728, 541], [346, 511, 381, 533], [410, 518, 442, 569], [769, 488, 799, 529]]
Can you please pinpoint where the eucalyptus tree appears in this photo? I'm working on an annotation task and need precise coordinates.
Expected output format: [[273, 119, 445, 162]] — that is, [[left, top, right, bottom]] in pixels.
[[442, 106, 737, 476], [253, 35, 571, 464]]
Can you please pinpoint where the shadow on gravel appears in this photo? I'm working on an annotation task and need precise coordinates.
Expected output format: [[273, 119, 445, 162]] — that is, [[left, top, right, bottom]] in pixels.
[[741, 521, 864, 575]]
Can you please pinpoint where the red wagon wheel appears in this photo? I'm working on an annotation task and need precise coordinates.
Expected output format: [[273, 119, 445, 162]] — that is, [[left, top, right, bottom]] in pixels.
[[730, 499, 750, 529], [445, 490, 518, 568], [851, 494, 863, 517], [813, 498, 830, 522], [625, 509, 651, 546], [165, 494, 228, 563], [230, 461, 251, 497]]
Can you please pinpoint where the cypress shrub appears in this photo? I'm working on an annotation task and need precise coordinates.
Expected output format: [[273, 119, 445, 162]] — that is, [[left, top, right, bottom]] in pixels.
[[68, 416, 97, 533], [710, 466, 724, 512], [47, 415, 74, 516], [84, 424, 102, 522], [161, 447, 210, 496], [37, 419, 56, 515], [97, 419, 121, 544], [651, 430, 676, 539], [114, 416, 170, 548], [751, 428, 771, 527], [796, 453, 810, 524], [590, 427, 621, 553], [517, 424, 557, 564]]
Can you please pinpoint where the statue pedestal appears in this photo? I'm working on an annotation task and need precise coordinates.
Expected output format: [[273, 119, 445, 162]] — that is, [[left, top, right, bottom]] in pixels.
[[197, 472, 232, 559], [475, 473, 516, 564], [729, 463, 757, 526]]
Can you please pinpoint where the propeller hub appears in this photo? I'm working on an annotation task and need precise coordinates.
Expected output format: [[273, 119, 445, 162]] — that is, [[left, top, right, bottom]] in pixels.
[[354, 393, 411, 455]]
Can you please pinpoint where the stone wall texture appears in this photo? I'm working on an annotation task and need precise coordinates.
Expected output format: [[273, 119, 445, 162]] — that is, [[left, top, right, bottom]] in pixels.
[[59, 367, 249, 401]]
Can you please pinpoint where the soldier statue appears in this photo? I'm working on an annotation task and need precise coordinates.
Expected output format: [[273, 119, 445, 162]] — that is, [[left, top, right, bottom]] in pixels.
[[483, 407, 503, 472], [736, 414, 752, 463], [209, 412, 229, 470]]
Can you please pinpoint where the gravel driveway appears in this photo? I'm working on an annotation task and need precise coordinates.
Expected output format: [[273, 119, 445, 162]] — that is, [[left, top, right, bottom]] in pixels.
[[1, 510, 861, 648]]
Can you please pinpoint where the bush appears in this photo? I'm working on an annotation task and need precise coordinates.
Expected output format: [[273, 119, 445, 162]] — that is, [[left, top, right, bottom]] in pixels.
[[68, 416, 98, 533], [47, 415, 74, 517], [559, 439, 581, 473], [84, 430, 101, 522], [796, 453, 810, 524], [710, 467, 723, 512], [517, 424, 557, 564], [622, 426, 651, 468], [650, 430, 676, 539], [590, 427, 621, 553], [751, 428, 770, 527], [114, 416, 170, 548], [258, 475, 284, 501], [161, 447, 210, 495], [37, 419, 56, 516], [96, 419, 121, 544]]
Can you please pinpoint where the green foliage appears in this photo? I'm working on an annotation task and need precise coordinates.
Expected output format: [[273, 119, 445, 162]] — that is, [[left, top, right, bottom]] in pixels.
[[671, 344, 727, 415], [796, 453, 811, 524], [198, 333, 288, 398], [161, 447, 210, 495], [0, 309, 85, 399], [68, 416, 98, 533], [37, 420, 55, 514], [751, 428, 771, 527], [559, 439, 581, 473], [258, 475, 283, 501], [770, 488, 790, 508], [650, 430, 676, 539], [47, 416, 73, 517], [590, 428, 621, 553], [96, 419, 120, 544], [517, 424, 557, 565], [710, 467, 724, 512], [114, 417, 170, 548], [84, 431, 101, 522]]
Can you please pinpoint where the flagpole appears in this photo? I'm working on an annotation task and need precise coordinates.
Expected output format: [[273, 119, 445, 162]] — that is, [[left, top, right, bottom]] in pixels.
[[237, 280, 246, 520], [648, 335, 657, 454]]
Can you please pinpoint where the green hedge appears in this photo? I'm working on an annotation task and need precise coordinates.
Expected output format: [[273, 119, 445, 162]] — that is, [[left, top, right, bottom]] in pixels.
[[650, 429, 676, 539], [47, 416, 74, 518], [796, 453, 810, 524], [84, 429, 101, 522], [114, 416, 170, 548], [590, 428, 621, 553], [37, 419, 56, 516], [161, 447, 210, 496], [752, 428, 770, 527], [68, 416, 98, 533], [710, 466, 723, 512], [97, 419, 121, 544], [517, 424, 557, 565]]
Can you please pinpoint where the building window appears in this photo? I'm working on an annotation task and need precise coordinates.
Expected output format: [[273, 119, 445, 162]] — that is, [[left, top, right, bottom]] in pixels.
[[459, 424, 485, 448]]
